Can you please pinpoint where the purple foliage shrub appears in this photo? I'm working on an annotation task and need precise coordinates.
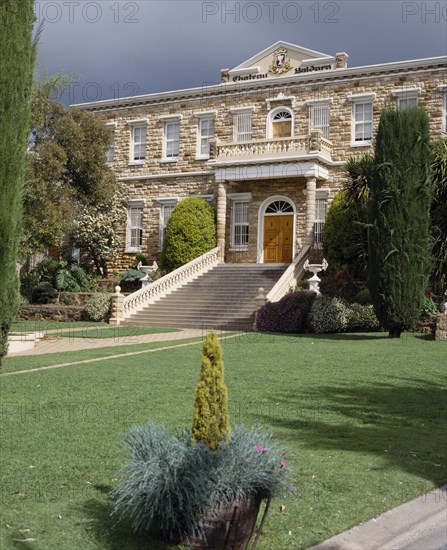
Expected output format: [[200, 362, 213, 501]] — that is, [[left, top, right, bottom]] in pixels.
[[256, 291, 317, 333]]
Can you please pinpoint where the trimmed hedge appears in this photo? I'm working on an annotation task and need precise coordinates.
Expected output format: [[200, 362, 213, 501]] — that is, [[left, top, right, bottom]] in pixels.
[[256, 291, 317, 333], [160, 197, 216, 272], [346, 303, 380, 331], [308, 296, 349, 334]]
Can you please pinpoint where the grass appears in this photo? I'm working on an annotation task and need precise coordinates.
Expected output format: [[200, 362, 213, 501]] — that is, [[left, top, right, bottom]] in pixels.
[[1, 336, 208, 374], [0, 332, 445, 549], [56, 326, 180, 339]]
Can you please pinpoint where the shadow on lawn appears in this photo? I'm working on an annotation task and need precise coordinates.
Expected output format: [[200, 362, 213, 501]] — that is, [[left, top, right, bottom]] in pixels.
[[254, 377, 447, 485], [81, 495, 174, 550]]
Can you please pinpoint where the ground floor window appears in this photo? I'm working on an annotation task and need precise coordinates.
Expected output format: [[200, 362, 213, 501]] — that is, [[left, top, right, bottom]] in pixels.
[[314, 191, 329, 248], [126, 201, 144, 252], [231, 200, 249, 249], [156, 197, 179, 249]]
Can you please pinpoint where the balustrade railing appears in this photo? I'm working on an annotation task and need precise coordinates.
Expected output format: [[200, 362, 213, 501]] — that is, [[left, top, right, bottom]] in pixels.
[[265, 245, 311, 303], [213, 134, 332, 162], [110, 247, 219, 325]]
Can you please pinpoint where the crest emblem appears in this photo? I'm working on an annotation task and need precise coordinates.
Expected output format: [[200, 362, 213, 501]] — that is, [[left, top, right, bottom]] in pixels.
[[269, 48, 292, 75]]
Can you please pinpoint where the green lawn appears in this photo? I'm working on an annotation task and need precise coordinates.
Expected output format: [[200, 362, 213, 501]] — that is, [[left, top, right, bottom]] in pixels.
[[0, 332, 445, 549]]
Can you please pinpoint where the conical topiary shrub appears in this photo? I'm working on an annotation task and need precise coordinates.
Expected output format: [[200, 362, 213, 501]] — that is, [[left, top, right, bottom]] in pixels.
[[192, 332, 230, 451]]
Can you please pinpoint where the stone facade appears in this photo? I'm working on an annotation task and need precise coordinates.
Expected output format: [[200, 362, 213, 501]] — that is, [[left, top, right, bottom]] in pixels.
[[74, 41, 447, 270]]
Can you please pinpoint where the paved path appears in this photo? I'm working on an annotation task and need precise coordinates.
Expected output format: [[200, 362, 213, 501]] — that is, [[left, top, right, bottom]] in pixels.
[[7, 328, 209, 356], [309, 485, 447, 550]]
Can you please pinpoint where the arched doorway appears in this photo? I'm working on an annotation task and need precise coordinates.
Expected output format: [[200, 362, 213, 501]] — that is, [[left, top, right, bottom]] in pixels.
[[258, 196, 296, 263]]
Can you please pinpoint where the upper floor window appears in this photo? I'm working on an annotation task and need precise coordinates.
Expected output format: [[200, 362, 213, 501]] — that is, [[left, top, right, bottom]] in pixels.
[[126, 200, 144, 252], [391, 87, 421, 110], [235, 112, 252, 142], [127, 119, 147, 164], [347, 93, 376, 147], [164, 122, 180, 160], [354, 102, 373, 143], [198, 117, 215, 158], [444, 92, 447, 134], [105, 122, 117, 164], [397, 96, 418, 110], [268, 107, 293, 138], [310, 103, 330, 140]]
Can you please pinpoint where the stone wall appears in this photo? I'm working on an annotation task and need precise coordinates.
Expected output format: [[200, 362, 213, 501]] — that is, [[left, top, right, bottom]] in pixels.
[[435, 314, 447, 341], [17, 305, 85, 322]]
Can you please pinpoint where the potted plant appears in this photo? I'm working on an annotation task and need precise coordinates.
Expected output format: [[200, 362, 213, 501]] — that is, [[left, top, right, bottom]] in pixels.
[[111, 332, 293, 549]]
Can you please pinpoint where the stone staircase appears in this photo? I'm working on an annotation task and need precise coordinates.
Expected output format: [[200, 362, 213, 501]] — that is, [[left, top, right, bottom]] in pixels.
[[122, 263, 288, 331]]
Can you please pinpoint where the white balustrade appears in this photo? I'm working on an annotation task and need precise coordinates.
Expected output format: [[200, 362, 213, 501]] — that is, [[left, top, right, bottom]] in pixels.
[[265, 245, 311, 303], [217, 136, 308, 161], [119, 247, 219, 320], [215, 135, 333, 163]]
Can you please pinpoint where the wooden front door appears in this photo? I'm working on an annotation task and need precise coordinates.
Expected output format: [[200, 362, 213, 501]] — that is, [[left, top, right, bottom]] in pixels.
[[263, 215, 293, 263]]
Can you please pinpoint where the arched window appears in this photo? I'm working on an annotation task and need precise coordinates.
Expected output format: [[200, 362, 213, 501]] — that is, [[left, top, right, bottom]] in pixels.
[[268, 107, 294, 138], [265, 200, 294, 214]]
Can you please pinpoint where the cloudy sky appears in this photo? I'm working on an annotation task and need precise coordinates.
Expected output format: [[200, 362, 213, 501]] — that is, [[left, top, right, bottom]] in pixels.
[[34, 0, 447, 105]]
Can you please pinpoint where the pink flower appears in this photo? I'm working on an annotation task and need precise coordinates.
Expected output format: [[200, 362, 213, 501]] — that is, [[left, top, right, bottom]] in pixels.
[[255, 445, 270, 454], [280, 460, 287, 469]]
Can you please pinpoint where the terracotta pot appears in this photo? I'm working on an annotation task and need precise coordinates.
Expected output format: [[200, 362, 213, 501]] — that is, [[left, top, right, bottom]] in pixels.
[[186, 494, 262, 549]]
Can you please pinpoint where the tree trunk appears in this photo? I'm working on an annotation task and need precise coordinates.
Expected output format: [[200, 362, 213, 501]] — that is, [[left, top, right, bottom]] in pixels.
[[388, 327, 402, 338]]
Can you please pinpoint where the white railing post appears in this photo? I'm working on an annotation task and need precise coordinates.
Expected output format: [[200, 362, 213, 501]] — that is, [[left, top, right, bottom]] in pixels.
[[109, 286, 125, 326]]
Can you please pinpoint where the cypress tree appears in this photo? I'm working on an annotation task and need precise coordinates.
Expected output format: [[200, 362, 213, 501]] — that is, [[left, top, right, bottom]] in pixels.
[[192, 332, 230, 451], [368, 107, 432, 337], [0, 2, 36, 362]]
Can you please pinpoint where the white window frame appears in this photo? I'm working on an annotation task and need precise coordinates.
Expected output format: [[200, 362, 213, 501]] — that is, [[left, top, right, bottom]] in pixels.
[[159, 115, 182, 163], [230, 106, 255, 142], [228, 193, 251, 250], [306, 99, 333, 140], [127, 119, 147, 165], [125, 200, 145, 253], [193, 111, 216, 159], [314, 189, 329, 249], [105, 121, 117, 165], [155, 197, 180, 249], [391, 87, 421, 110], [347, 93, 376, 147], [438, 85, 447, 134], [267, 106, 294, 139]]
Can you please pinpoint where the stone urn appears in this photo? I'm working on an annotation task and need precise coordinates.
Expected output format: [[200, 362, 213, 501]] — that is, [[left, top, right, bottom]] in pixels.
[[303, 258, 328, 294], [137, 261, 158, 287]]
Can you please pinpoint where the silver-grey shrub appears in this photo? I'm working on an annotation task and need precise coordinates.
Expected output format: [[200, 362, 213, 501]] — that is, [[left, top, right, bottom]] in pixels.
[[111, 422, 293, 542]]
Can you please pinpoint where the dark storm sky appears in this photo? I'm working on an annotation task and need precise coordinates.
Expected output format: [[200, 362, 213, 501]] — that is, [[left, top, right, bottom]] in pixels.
[[33, 0, 447, 105]]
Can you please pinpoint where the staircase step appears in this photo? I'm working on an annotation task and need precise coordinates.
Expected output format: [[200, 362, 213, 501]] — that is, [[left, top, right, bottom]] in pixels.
[[122, 262, 288, 330]]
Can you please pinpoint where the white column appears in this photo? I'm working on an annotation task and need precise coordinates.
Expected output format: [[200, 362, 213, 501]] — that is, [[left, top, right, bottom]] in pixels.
[[306, 177, 317, 245], [217, 183, 226, 262]]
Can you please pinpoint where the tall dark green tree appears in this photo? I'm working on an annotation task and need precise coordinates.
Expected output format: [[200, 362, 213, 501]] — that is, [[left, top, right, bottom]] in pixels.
[[430, 138, 447, 293], [0, 2, 36, 362], [368, 107, 432, 337]]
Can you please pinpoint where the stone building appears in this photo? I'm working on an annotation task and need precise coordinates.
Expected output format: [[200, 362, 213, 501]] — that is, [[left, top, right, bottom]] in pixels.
[[74, 41, 447, 270]]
